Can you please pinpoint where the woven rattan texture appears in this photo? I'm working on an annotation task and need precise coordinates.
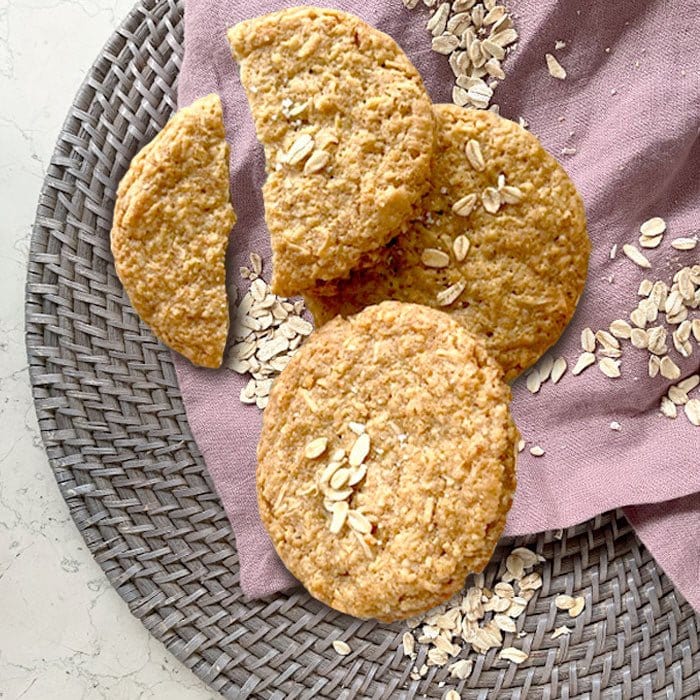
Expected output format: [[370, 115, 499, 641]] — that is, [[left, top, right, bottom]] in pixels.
[[24, 0, 699, 697]]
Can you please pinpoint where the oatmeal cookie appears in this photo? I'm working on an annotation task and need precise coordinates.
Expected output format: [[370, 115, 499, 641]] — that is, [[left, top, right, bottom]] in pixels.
[[257, 301, 518, 621], [111, 93, 236, 368], [228, 7, 435, 296], [305, 105, 589, 380]]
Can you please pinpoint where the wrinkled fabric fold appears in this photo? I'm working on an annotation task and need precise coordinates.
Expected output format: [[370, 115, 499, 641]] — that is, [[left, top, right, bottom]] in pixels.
[[173, 0, 700, 609]]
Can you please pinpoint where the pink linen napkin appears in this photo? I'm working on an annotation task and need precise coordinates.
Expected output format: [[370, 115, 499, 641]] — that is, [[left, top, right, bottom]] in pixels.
[[173, 0, 700, 610]]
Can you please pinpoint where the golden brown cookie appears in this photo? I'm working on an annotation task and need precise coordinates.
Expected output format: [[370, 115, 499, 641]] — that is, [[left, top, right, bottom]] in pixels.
[[257, 301, 518, 621], [111, 94, 236, 368], [305, 105, 590, 380], [228, 7, 435, 296]]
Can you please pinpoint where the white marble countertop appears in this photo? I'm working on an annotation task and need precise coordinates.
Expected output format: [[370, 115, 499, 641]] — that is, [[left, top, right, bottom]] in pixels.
[[0, 1, 216, 697]]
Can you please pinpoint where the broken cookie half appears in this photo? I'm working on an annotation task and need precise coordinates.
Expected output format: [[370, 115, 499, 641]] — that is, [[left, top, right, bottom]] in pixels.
[[111, 93, 236, 368], [228, 7, 435, 296]]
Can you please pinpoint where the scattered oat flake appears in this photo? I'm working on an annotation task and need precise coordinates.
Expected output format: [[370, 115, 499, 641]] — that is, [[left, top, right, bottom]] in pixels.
[[304, 149, 331, 174], [332, 640, 351, 656], [449, 659, 473, 680], [555, 594, 575, 610], [630, 327, 648, 348], [596, 329, 620, 349], [526, 369, 542, 394], [402, 631, 416, 657], [555, 40, 566, 49], [580, 327, 596, 352], [511, 547, 540, 568], [545, 53, 567, 79], [453, 235, 471, 262], [494, 614, 517, 633], [501, 184, 524, 204], [465, 139, 486, 171], [452, 193, 478, 217], [285, 133, 315, 164], [609, 243, 618, 259], [348, 509, 373, 534], [537, 354, 554, 382], [598, 357, 621, 378], [349, 432, 371, 467], [568, 596, 585, 617], [551, 626, 571, 639], [639, 234, 663, 249], [660, 396, 678, 418], [678, 374, 700, 393], [639, 216, 666, 237], [444, 691, 461, 700], [668, 386, 688, 405], [609, 319, 632, 339], [529, 445, 545, 457], [671, 237, 697, 250], [329, 501, 349, 534], [520, 572, 543, 591], [305, 437, 328, 459], [572, 352, 596, 375], [422, 248, 451, 268], [685, 399, 700, 426], [499, 647, 528, 664], [551, 357, 567, 383], [622, 244, 651, 268], [432, 33, 460, 54], [482, 187, 502, 213], [610, 421, 622, 431], [437, 279, 467, 306], [660, 356, 681, 380]]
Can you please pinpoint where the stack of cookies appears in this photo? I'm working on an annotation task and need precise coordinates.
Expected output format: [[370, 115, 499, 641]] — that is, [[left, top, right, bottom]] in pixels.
[[229, 7, 589, 621], [112, 6, 589, 622]]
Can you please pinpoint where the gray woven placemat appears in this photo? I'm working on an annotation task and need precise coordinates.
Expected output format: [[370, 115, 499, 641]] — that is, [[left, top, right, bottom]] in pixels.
[[24, 0, 699, 697]]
